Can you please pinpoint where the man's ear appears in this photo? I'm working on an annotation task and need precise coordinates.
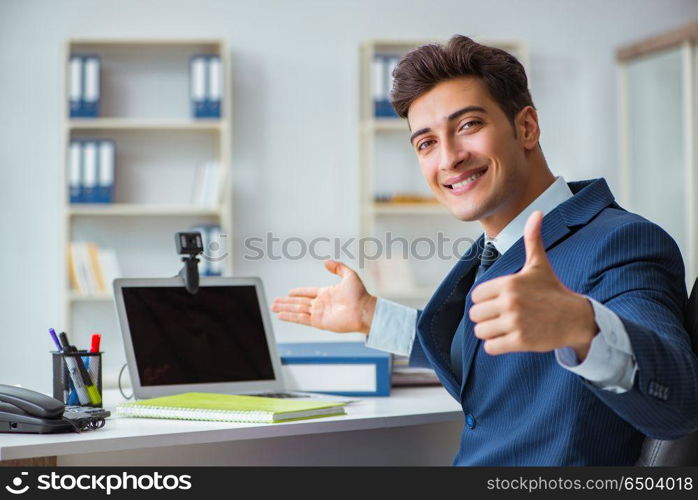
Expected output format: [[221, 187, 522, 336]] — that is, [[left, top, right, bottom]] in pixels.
[[515, 106, 540, 151]]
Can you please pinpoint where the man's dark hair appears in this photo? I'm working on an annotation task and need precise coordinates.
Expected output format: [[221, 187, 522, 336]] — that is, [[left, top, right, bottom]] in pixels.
[[390, 35, 534, 125]]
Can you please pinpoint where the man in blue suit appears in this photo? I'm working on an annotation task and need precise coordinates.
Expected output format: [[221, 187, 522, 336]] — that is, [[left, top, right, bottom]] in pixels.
[[272, 35, 698, 465]]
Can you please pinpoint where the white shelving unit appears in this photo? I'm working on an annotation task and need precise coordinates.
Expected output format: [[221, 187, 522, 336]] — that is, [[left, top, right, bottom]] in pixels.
[[68, 204, 221, 217], [359, 38, 528, 306], [61, 39, 232, 384], [68, 118, 225, 130]]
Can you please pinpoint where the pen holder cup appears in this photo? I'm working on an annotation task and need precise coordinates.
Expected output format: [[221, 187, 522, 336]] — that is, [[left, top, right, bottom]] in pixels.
[[52, 351, 103, 408]]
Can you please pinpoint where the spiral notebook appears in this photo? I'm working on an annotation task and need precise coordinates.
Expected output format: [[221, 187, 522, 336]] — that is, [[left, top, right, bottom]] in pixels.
[[116, 392, 347, 424]]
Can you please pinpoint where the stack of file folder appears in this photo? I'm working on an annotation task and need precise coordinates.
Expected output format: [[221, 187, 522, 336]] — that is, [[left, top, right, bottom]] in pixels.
[[372, 53, 400, 118], [69, 140, 116, 204], [190, 55, 222, 118], [69, 54, 101, 118]]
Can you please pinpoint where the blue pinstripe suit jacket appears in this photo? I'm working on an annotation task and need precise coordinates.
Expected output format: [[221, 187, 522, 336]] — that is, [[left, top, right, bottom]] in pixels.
[[409, 178, 698, 465]]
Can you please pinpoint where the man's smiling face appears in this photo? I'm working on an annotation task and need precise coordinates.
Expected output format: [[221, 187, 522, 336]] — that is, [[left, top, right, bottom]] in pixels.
[[408, 76, 532, 225]]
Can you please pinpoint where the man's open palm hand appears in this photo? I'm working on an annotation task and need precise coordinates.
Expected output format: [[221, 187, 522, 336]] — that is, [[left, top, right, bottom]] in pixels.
[[271, 260, 375, 334]]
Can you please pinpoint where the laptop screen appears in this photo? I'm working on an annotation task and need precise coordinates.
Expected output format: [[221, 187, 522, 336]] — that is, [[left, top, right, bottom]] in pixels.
[[121, 285, 275, 387]]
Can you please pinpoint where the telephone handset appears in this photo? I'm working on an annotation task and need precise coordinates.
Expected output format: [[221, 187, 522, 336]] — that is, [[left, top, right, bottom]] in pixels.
[[0, 384, 74, 433], [0, 384, 110, 433]]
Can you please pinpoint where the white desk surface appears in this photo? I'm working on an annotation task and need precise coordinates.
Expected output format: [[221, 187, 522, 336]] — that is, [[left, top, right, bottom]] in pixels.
[[0, 387, 462, 461]]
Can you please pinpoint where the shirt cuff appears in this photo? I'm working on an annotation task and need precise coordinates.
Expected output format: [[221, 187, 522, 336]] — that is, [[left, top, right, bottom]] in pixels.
[[364, 298, 417, 356], [555, 297, 637, 393]]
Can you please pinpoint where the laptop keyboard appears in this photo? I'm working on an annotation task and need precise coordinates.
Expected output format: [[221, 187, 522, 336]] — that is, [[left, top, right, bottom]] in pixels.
[[252, 392, 311, 399]]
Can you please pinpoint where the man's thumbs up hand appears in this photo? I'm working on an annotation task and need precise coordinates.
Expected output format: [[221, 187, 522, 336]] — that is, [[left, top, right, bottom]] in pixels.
[[522, 210, 551, 271], [469, 211, 599, 358]]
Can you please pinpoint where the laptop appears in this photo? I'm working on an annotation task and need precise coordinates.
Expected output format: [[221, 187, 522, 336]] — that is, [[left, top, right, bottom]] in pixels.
[[113, 277, 352, 402]]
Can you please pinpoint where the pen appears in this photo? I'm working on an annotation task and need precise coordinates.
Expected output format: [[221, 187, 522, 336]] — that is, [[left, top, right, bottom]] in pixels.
[[58, 332, 92, 406], [50, 328, 69, 403], [48, 328, 62, 351], [55, 330, 80, 405]]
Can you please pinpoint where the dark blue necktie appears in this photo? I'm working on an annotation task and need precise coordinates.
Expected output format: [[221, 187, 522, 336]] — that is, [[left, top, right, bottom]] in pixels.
[[450, 242, 501, 381], [475, 242, 500, 281]]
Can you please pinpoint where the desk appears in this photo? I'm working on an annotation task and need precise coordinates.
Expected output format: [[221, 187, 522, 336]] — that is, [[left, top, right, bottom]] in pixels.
[[0, 387, 463, 466]]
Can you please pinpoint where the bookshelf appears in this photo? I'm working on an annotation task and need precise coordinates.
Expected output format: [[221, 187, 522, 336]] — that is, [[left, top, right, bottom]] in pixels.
[[68, 118, 224, 131], [359, 38, 528, 306], [61, 39, 232, 385], [68, 204, 221, 217]]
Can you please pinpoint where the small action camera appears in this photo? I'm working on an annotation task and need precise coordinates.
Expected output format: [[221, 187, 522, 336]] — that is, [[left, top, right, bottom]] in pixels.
[[175, 232, 204, 256], [175, 232, 203, 294]]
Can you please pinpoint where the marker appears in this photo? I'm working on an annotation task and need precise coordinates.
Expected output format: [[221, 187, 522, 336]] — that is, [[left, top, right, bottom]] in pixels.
[[74, 350, 102, 406], [58, 332, 91, 405], [57, 330, 80, 406], [90, 334, 101, 353], [60, 331, 102, 406], [76, 333, 102, 407], [84, 333, 101, 368], [85, 334, 102, 399]]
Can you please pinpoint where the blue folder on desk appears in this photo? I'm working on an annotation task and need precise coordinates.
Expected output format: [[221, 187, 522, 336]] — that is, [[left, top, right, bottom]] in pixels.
[[278, 342, 391, 397]]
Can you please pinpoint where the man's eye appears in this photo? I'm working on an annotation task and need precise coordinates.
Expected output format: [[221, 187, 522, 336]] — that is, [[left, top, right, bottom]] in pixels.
[[417, 140, 434, 151], [460, 120, 483, 131]]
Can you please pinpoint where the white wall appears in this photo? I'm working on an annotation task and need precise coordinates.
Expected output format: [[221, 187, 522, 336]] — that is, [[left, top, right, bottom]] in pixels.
[[1, 0, 697, 392]]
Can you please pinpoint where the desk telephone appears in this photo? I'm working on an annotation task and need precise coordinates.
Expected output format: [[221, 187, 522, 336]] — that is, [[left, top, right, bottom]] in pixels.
[[0, 384, 109, 433]]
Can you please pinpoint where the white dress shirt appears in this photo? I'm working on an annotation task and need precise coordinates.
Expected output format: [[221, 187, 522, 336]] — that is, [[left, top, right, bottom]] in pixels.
[[365, 177, 638, 393]]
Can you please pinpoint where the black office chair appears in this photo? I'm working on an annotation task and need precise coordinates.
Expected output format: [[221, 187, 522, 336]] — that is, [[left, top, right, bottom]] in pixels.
[[635, 277, 698, 466]]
